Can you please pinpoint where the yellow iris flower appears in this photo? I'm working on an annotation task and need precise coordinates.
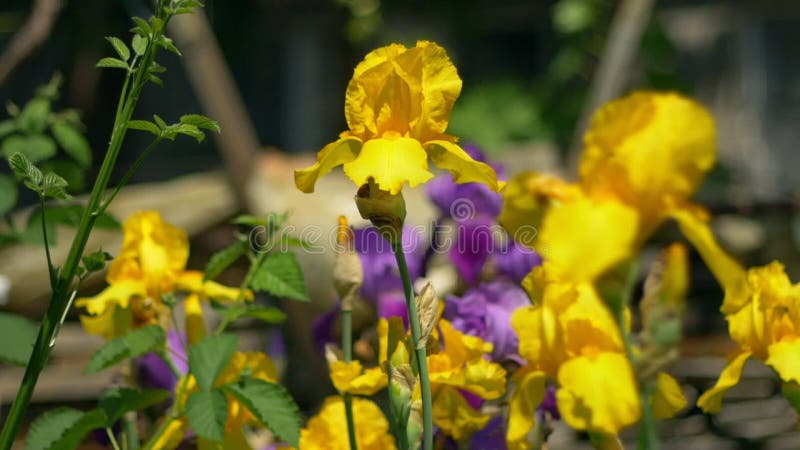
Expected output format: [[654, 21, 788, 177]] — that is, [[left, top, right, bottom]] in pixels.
[[507, 267, 686, 447], [294, 40, 503, 195], [76, 211, 251, 339], [329, 360, 387, 395], [297, 396, 396, 450], [674, 208, 800, 413], [378, 317, 507, 440]]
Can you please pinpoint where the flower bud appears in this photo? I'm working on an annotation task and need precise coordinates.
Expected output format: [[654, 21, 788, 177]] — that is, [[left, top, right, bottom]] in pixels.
[[355, 179, 406, 244], [333, 216, 363, 311]]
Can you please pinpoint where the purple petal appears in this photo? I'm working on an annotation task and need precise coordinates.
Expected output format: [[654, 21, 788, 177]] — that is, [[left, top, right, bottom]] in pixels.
[[449, 218, 494, 285], [312, 304, 339, 354], [492, 239, 542, 284], [378, 291, 409, 327], [354, 226, 426, 304], [470, 415, 507, 450]]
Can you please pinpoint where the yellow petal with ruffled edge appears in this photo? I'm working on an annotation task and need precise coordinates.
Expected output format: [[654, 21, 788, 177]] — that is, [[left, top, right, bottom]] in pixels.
[[432, 387, 491, 441], [538, 195, 638, 282], [343, 135, 433, 194], [697, 351, 751, 413], [75, 280, 147, 316], [580, 91, 716, 232], [670, 206, 748, 314], [176, 271, 252, 303], [425, 140, 504, 192], [557, 352, 641, 435], [461, 357, 507, 399], [78, 303, 133, 340], [184, 294, 206, 345], [652, 372, 687, 419], [506, 368, 547, 450], [767, 339, 800, 384], [329, 361, 387, 395], [299, 396, 396, 450], [294, 136, 362, 193]]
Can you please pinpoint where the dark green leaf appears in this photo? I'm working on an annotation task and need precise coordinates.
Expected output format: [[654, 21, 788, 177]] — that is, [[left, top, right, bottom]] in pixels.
[[180, 114, 220, 133], [99, 388, 169, 426], [18, 98, 50, 134], [0, 312, 38, 366], [224, 378, 301, 446], [96, 57, 129, 70], [0, 174, 18, 215], [251, 252, 309, 301], [24, 408, 83, 450], [185, 390, 227, 442], [127, 120, 161, 136], [2, 135, 57, 163], [0, 120, 15, 138], [188, 334, 238, 391], [204, 242, 246, 281], [51, 122, 91, 168], [52, 409, 107, 450], [85, 325, 165, 374], [105, 36, 130, 61], [131, 34, 147, 56]]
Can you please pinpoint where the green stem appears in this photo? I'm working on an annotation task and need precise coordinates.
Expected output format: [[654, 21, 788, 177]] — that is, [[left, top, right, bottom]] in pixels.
[[391, 240, 433, 450], [99, 137, 163, 213], [0, 5, 174, 446], [39, 196, 55, 288], [637, 384, 658, 450], [106, 427, 122, 450], [342, 309, 358, 450]]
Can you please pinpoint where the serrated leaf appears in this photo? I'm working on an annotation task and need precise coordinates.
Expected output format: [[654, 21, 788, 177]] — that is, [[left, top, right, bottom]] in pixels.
[[105, 36, 130, 61], [18, 98, 50, 134], [127, 120, 161, 136], [96, 57, 129, 70], [221, 304, 286, 326], [251, 252, 309, 301], [99, 388, 169, 426], [185, 390, 228, 442], [51, 122, 91, 168], [8, 151, 32, 177], [24, 408, 83, 450], [0, 312, 38, 366], [42, 172, 70, 199], [224, 379, 301, 446], [53, 409, 107, 450], [41, 159, 86, 192], [188, 334, 238, 391], [204, 242, 246, 281], [132, 34, 147, 56], [2, 135, 57, 163], [85, 325, 165, 374], [0, 174, 18, 215], [180, 114, 221, 133]]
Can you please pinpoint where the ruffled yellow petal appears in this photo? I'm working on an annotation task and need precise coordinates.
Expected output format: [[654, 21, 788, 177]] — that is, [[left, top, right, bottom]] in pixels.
[[78, 303, 133, 340], [176, 271, 253, 303], [150, 418, 187, 450], [425, 140, 503, 192], [652, 372, 687, 419], [696, 351, 751, 413], [432, 387, 490, 441], [767, 339, 800, 384], [670, 206, 748, 314], [511, 303, 563, 377], [537, 195, 638, 282], [299, 396, 396, 450], [75, 280, 146, 316], [329, 361, 387, 395], [343, 135, 433, 194], [580, 91, 716, 232], [506, 368, 547, 450], [461, 357, 507, 399], [294, 136, 362, 193], [557, 352, 641, 435], [184, 294, 206, 345]]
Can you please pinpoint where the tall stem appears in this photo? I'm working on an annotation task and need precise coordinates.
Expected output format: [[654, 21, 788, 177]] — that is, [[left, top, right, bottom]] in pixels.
[[0, 5, 173, 446], [391, 240, 433, 450], [342, 309, 358, 450]]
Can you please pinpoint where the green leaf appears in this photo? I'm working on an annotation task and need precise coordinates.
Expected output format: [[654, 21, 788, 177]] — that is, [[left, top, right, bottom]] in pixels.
[[127, 120, 161, 136], [148, 74, 163, 86], [40, 205, 119, 229], [82, 249, 113, 273], [18, 98, 51, 134], [132, 34, 147, 56], [188, 334, 239, 391], [220, 304, 286, 326], [231, 214, 265, 227], [173, 123, 204, 143], [41, 172, 70, 199], [41, 159, 86, 192], [0, 120, 16, 138], [251, 252, 309, 301], [180, 114, 221, 133], [105, 36, 130, 61], [224, 378, 301, 446], [99, 387, 169, 426], [2, 135, 57, 163], [25, 408, 107, 450], [85, 325, 165, 374], [152, 114, 167, 130], [156, 36, 181, 56], [185, 390, 228, 442], [51, 122, 92, 168], [0, 312, 38, 366], [131, 17, 152, 36], [20, 206, 56, 245], [96, 57, 129, 70], [0, 174, 18, 215], [204, 242, 246, 281]]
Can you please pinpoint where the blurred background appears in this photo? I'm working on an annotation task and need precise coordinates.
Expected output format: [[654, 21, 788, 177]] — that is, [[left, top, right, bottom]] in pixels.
[[1, 0, 800, 448]]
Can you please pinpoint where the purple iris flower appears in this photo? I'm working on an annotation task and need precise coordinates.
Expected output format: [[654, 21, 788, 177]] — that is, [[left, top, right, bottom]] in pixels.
[[492, 239, 542, 284], [539, 385, 560, 420], [138, 330, 188, 391], [470, 415, 507, 450], [444, 281, 530, 363]]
